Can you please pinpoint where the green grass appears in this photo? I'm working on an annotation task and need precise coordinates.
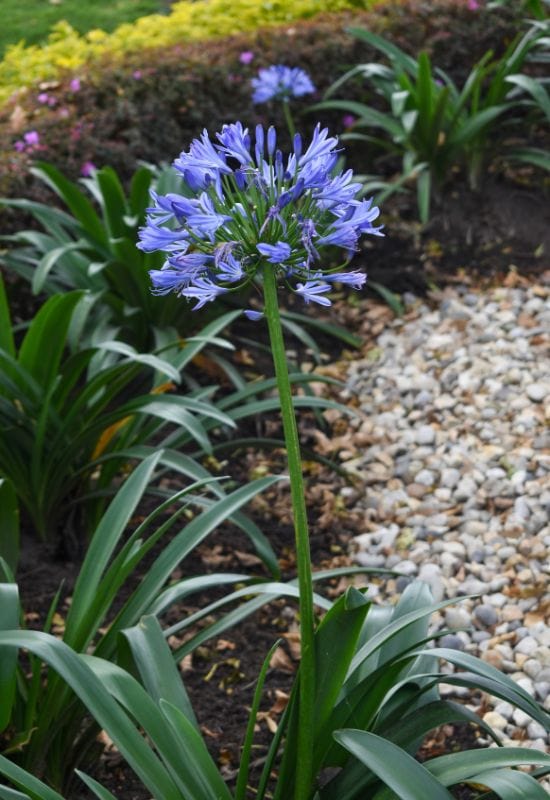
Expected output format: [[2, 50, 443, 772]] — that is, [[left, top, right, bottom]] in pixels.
[[0, 0, 173, 57]]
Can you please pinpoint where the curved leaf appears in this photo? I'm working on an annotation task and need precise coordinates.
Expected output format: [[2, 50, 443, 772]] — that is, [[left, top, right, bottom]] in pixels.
[[0, 632, 182, 800], [426, 747, 550, 785], [334, 729, 453, 799], [467, 767, 550, 799]]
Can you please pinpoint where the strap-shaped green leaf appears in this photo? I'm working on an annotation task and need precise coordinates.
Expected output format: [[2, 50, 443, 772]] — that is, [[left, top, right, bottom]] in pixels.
[[0, 274, 14, 358], [467, 768, 549, 799], [129, 166, 154, 221], [334, 729, 453, 799], [426, 747, 550, 785], [102, 475, 283, 642], [508, 146, 550, 171], [0, 583, 19, 733], [160, 700, 233, 800], [75, 771, 118, 800], [18, 291, 84, 389], [31, 163, 108, 246], [0, 480, 19, 574], [64, 452, 163, 644], [95, 167, 130, 240], [0, 755, 65, 800], [0, 631, 182, 800], [123, 615, 197, 728]]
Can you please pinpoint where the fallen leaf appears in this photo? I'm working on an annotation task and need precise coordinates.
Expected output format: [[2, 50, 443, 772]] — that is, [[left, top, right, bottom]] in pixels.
[[270, 689, 290, 714], [282, 631, 301, 660], [269, 646, 295, 674]]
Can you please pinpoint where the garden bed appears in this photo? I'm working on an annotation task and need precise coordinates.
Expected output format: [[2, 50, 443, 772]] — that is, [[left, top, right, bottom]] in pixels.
[[1, 0, 549, 797]]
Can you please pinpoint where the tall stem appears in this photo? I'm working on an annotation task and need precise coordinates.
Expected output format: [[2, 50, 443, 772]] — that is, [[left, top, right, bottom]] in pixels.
[[283, 101, 296, 140], [262, 265, 314, 800]]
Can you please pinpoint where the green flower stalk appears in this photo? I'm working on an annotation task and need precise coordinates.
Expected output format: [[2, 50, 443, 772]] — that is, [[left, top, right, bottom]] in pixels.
[[138, 120, 383, 798]]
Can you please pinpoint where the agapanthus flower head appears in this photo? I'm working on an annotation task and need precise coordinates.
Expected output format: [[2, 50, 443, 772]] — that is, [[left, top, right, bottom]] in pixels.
[[138, 122, 383, 313], [252, 65, 315, 104]]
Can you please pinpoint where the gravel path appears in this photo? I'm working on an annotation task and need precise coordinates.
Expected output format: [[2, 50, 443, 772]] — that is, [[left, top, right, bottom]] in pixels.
[[340, 275, 550, 764]]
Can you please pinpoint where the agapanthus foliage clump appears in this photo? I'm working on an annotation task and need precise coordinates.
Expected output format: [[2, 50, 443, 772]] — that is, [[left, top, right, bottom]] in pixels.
[[138, 121, 383, 315]]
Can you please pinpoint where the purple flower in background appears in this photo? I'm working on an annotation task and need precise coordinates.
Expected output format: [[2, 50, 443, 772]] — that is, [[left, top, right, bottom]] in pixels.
[[24, 131, 40, 146], [14, 129, 42, 154], [69, 78, 81, 92], [132, 70, 143, 80], [239, 51, 254, 65], [467, 0, 480, 8], [342, 114, 356, 129], [252, 65, 315, 103], [80, 161, 97, 177], [38, 92, 50, 104], [138, 122, 383, 312]]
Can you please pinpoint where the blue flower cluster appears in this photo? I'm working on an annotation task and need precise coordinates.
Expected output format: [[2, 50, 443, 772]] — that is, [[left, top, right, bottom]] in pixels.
[[138, 122, 383, 313], [251, 65, 315, 103]]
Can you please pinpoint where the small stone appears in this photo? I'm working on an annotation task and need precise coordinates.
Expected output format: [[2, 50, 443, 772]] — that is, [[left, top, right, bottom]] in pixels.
[[522, 659, 542, 680], [416, 425, 436, 445], [482, 711, 508, 731], [440, 634, 464, 651], [474, 604, 498, 627], [393, 560, 417, 576], [501, 605, 523, 622], [417, 563, 445, 603], [515, 636, 539, 657], [445, 608, 471, 629], [512, 708, 531, 727], [493, 701, 514, 720], [459, 577, 488, 595], [355, 552, 387, 568], [535, 681, 550, 702], [526, 739, 548, 752], [482, 650, 504, 669], [454, 477, 478, 502], [407, 483, 430, 499], [415, 469, 436, 486], [527, 721, 548, 740], [395, 576, 413, 593], [462, 520, 487, 537], [440, 468, 462, 489], [526, 383, 548, 403]]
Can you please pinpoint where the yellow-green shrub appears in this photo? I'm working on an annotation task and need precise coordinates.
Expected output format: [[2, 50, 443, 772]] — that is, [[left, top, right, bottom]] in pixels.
[[0, 0, 380, 106]]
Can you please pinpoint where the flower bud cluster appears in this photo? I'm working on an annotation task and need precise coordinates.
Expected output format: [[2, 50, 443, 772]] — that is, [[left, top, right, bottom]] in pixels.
[[138, 122, 383, 313]]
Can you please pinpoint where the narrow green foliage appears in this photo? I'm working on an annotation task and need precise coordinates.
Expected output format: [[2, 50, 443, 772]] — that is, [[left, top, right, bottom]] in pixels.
[[313, 21, 548, 220]]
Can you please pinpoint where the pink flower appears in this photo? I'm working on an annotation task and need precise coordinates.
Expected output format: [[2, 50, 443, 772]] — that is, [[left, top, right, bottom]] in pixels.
[[70, 78, 81, 92], [342, 114, 356, 129], [38, 92, 50, 104], [14, 140, 25, 152], [24, 131, 40, 145], [467, 0, 480, 9], [80, 161, 97, 177], [239, 51, 254, 65], [132, 69, 142, 80]]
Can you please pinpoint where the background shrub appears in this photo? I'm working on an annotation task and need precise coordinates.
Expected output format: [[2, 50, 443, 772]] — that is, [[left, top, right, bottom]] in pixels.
[[0, 0, 522, 226]]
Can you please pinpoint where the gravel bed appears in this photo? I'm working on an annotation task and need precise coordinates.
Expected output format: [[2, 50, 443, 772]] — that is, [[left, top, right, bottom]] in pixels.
[[340, 276, 550, 768]]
